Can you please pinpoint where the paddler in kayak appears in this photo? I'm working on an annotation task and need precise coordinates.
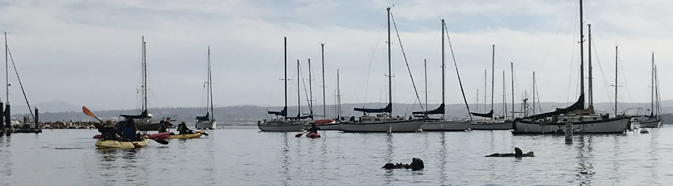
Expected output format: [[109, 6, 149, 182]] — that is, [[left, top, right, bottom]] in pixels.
[[158, 120, 169, 133], [308, 123, 320, 134], [177, 121, 195, 134], [121, 119, 140, 141], [98, 120, 125, 141]]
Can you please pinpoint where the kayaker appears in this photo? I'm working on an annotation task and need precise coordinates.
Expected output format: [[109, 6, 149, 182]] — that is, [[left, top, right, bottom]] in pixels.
[[98, 120, 125, 141], [177, 121, 194, 134], [158, 120, 169, 133], [308, 123, 320, 133], [121, 119, 139, 141]]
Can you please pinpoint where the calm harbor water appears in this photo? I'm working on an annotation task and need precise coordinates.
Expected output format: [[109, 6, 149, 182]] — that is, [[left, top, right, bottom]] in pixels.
[[1, 126, 673, 185]]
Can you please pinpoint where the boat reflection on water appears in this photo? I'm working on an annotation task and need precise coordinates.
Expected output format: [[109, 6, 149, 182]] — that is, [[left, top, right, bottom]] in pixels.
[[575, 135, 595, 185]]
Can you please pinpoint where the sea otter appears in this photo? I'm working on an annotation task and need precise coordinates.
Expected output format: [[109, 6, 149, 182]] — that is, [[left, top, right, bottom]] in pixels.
[[382, 158, 424, 171], [486, 147, 535, 157]]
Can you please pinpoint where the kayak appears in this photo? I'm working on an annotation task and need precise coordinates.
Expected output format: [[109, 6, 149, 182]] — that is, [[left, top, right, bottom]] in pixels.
[[95, 137, 150, 149], [169, 130, 206, 139], [93, 132, 170, 140], [306, 132, 321, 138]]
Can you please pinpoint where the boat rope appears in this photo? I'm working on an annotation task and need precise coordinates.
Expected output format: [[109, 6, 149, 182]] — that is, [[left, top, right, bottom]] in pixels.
[[390, 12, 423, 110], [7, 47, 34, 120], [299, 63, 313, 115], [444, 23, 472, 120]]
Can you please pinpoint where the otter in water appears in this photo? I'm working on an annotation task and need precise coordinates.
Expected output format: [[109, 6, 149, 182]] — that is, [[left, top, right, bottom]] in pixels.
[[486, 147, 535, 157], [382, 158, 424, 171]]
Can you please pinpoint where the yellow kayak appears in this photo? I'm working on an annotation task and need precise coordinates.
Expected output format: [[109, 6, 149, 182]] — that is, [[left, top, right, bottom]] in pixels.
[[169, 130, 205, 139], [95, 137, 150, 149]]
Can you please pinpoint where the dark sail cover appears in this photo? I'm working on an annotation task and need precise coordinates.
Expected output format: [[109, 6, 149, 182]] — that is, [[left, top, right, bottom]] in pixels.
[[354, 103, 392, 113], [526, 94, 585, 119], [470, 110, 493, 118], [267, 106, 288, 117], [121, 110, 150, 119], [413, 104, 445, 115], [196, 112, 210, 122]]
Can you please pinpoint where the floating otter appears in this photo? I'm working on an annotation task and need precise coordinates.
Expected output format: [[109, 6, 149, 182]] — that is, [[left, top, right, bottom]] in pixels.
[[382, 158, 424, 171], [486, 147, 535, 157]]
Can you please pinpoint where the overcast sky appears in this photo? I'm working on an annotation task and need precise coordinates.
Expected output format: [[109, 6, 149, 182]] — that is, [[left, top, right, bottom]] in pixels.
[[0, 0, 671, 113]]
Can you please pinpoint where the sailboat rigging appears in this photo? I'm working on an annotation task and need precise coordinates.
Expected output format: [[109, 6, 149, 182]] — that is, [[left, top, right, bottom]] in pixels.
[[120, 36, 162, 131], [258, 37, 308, 132], [468, 45, 512, 130], [512, 0, 631, 134], [415, 19, 469, 131], [339, 7, 423, 133], [196, 46, 217, 130]]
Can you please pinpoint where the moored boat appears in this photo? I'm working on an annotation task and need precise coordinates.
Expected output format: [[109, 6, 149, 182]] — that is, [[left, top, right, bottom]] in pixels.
[[422, 120, 470, 131], [306, 119, 340, 130], [95, 137, 150, 149], [258, 119, 306, 132]]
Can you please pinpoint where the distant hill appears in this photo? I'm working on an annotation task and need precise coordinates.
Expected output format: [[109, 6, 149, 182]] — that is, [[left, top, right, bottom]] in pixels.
[[11, 100, 672, 125]]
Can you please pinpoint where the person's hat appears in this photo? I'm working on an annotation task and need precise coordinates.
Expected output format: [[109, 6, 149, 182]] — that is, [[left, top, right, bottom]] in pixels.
[[104, 120, 115, 127]]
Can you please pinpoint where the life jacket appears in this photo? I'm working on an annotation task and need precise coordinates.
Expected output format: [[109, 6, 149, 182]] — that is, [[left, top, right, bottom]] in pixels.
[[121, 127, 136, 140]]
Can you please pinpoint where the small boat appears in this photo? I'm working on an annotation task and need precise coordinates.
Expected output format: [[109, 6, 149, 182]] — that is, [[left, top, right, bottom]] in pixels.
[[306, 132, 320, 138], [169, 130, 206, 139], [95, 136, 150, 149]]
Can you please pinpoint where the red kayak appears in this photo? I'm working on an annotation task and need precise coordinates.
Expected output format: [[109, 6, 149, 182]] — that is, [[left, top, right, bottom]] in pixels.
[[93, 132, 170, 140], [306, 132, 321, 138]]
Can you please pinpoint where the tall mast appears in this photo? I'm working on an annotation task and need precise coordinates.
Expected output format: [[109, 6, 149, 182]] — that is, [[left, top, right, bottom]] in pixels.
[[588, 24, 593, 107], [308, 58, 313, 116], [142, 36, 147, 112], [424, 59, 427, 113], [441, 19, 446, 119], [511, 62, 514, 119], [491, 45, 495, 119], [208, 46, 213, 120], [321, 43, 326, 118], [579, 0, 585, 109], [284, 37, 287, 118], [387, 7, 392, 111], [337, 69, 341, 118], [503, 70, 506, 118], [614, 45, 618, 116], [484, 70, 486, 112], [533, 71, 536, 115], [297, 59, 301, 117], [651, 52, 654, 115], [4, 32, 7, 103]]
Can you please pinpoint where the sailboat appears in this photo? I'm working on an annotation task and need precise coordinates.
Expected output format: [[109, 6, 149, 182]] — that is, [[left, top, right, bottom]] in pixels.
[[120, 36, 162, 131], [338, 7, 423, 133], [2, 32, 42, 134], [511, 0, 630, 134], [468, 45, 512, 130], [416, 19, 469, 131], [638, 52, 661, 128], [195, 47, 217, 130], [258, 37, 309, 132]]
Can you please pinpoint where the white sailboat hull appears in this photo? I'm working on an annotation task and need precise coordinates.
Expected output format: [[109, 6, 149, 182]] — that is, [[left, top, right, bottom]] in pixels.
[[469, 120, 512, 130], [339, 120, 423, 133], [512, 117, 630, 134], [195, 121, 216, 130], [421, 120, 470, 131], [258, 120, 306, 132], [638, 119, 661, 128]]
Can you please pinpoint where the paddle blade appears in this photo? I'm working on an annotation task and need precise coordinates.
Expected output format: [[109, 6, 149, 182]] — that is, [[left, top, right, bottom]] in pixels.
[[295, 133, 303, 137], [82, 106, 96, 118], [154, 139, 169, 145]]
